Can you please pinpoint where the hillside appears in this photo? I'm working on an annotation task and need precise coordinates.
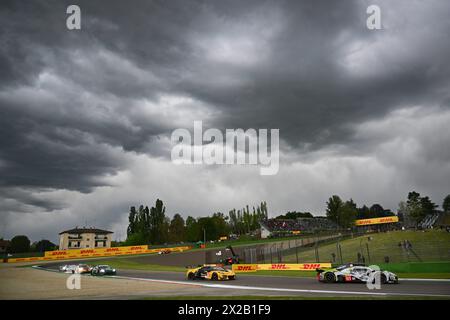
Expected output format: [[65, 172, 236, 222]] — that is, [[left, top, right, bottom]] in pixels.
[[284, 229, 450, 264]]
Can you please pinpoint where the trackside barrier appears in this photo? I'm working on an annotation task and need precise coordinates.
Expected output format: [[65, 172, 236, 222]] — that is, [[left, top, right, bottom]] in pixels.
[[6, 245, 192, 263], [44, 245, 149, 257], [232, 263, 332, 273], [354, 216, 399, 226]]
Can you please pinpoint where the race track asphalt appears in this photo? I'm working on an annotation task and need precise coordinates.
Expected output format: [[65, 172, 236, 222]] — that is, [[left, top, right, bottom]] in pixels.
[[38, 261, 450, 298]]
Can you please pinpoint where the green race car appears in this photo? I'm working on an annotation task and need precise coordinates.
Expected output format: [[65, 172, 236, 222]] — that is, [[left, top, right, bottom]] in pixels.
[[91, 264, 116, 276]]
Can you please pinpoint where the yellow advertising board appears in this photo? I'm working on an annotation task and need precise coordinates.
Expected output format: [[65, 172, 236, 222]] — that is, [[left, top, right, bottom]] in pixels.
[[44, 245, 148, 257], [232, 263, 332, 272], [232, 264, 258, 272], [6, 245, 192, 263], [256, 263, 332, 271], [355, 216, 399, 226]]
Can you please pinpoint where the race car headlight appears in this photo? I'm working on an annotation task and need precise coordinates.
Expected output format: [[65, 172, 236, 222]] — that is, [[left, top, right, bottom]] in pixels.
[[112, 269, 116, 272], [100, 269, 105, 273]]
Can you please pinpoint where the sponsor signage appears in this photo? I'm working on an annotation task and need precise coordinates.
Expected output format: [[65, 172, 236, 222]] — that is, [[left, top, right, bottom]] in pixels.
[[355, 216, 399, 226], [232, 264, 258, 272], [232, 263, 332, 272], [44, 245, 148, 257], [6, 245, 192, 263]]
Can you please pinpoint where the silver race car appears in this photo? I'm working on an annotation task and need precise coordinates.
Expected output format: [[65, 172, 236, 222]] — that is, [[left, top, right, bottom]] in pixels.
[[317, 263, 399, 284]]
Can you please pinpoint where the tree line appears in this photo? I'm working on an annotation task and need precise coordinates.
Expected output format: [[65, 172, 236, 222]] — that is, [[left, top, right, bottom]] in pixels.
[[1, 236, 56, 254], [325, 192, 450, 229], [125, 199, 269, 245], [4, 193, 449, 252], [398, 192, 450, 224]]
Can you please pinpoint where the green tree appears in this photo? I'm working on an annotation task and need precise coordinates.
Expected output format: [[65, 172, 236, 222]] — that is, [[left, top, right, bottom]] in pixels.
[[276, 212, 313, 219], [397, 201, 408, 223], [127, 206, 137, 238], [420, 196, 438, 216], [149, 199, 167, 244], [443, 195, 450, 212], [123, 232, 148, 246], [338, 200, 358, 228], [211, 212, 230, 238], [186, 216, 200, 242], [169, 214, 186, 243], [357, 205, 370, 219], [10, 235, 30, 253], [369, 204, 384, 218], [406, 191, 424, 223], [33, 239, 56, 252], [326, 195, 343, 224]]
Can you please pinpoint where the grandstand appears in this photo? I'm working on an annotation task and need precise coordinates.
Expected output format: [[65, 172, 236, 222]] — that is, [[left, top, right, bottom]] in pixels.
[[260, 217, 338, 238], [419, 211, 450, 229], [419, 213, 441, 229]]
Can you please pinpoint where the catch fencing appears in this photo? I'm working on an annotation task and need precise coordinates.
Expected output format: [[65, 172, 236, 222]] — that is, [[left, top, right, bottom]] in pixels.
[[240, 231, 450, 265]]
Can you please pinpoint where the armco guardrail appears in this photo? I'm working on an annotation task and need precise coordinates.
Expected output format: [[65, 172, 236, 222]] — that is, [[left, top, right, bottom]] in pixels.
[[5, 245, 192, 263], [232, 263, 332, 273]]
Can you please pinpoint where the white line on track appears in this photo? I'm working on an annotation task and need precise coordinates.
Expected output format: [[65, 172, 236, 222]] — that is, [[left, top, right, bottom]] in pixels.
[[110, 275, 450, 298], [399, 278, 450, 282]]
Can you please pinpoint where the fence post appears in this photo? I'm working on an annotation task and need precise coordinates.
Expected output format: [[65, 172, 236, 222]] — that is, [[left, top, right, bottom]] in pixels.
[[296, 245, 299, 264], [270, 247, 273, 263], [366, 243, 371, 264]]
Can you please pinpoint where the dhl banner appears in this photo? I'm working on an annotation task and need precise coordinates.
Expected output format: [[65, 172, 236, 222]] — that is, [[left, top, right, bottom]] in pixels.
[[44, 245, 149, 257], [232, 264, 258, 272], [6, 245, 191, 263], [232, 263, 332, 273], [355, 216, 399, 226]]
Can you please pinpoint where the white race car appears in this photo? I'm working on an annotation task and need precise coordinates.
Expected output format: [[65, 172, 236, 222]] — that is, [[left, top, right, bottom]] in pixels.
[[59, 264, 77, 273], [317, 263, 399, 284]]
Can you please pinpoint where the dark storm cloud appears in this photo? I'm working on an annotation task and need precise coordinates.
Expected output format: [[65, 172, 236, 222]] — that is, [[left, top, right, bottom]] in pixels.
[[1, 0, 450, 213]]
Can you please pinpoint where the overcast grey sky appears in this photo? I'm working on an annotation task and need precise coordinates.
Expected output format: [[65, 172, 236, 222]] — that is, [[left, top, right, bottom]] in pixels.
[[1, 0, 449, 243]]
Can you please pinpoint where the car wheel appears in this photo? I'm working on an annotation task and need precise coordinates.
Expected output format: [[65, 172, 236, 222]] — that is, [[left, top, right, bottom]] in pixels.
[[380, 273, 387, 284], [211, 273, 219, 281], [324, 272, 336, 283], [188, 273, 195, 280]]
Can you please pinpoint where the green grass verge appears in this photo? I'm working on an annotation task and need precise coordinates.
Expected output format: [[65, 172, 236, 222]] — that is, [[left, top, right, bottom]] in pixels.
[[397, 273, 450, 279], [284, 229, 450, 264], [378, 261, 450, 273]]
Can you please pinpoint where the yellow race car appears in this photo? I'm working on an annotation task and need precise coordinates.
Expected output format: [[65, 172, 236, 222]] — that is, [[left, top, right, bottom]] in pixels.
[[186, 265, 236, 281]]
